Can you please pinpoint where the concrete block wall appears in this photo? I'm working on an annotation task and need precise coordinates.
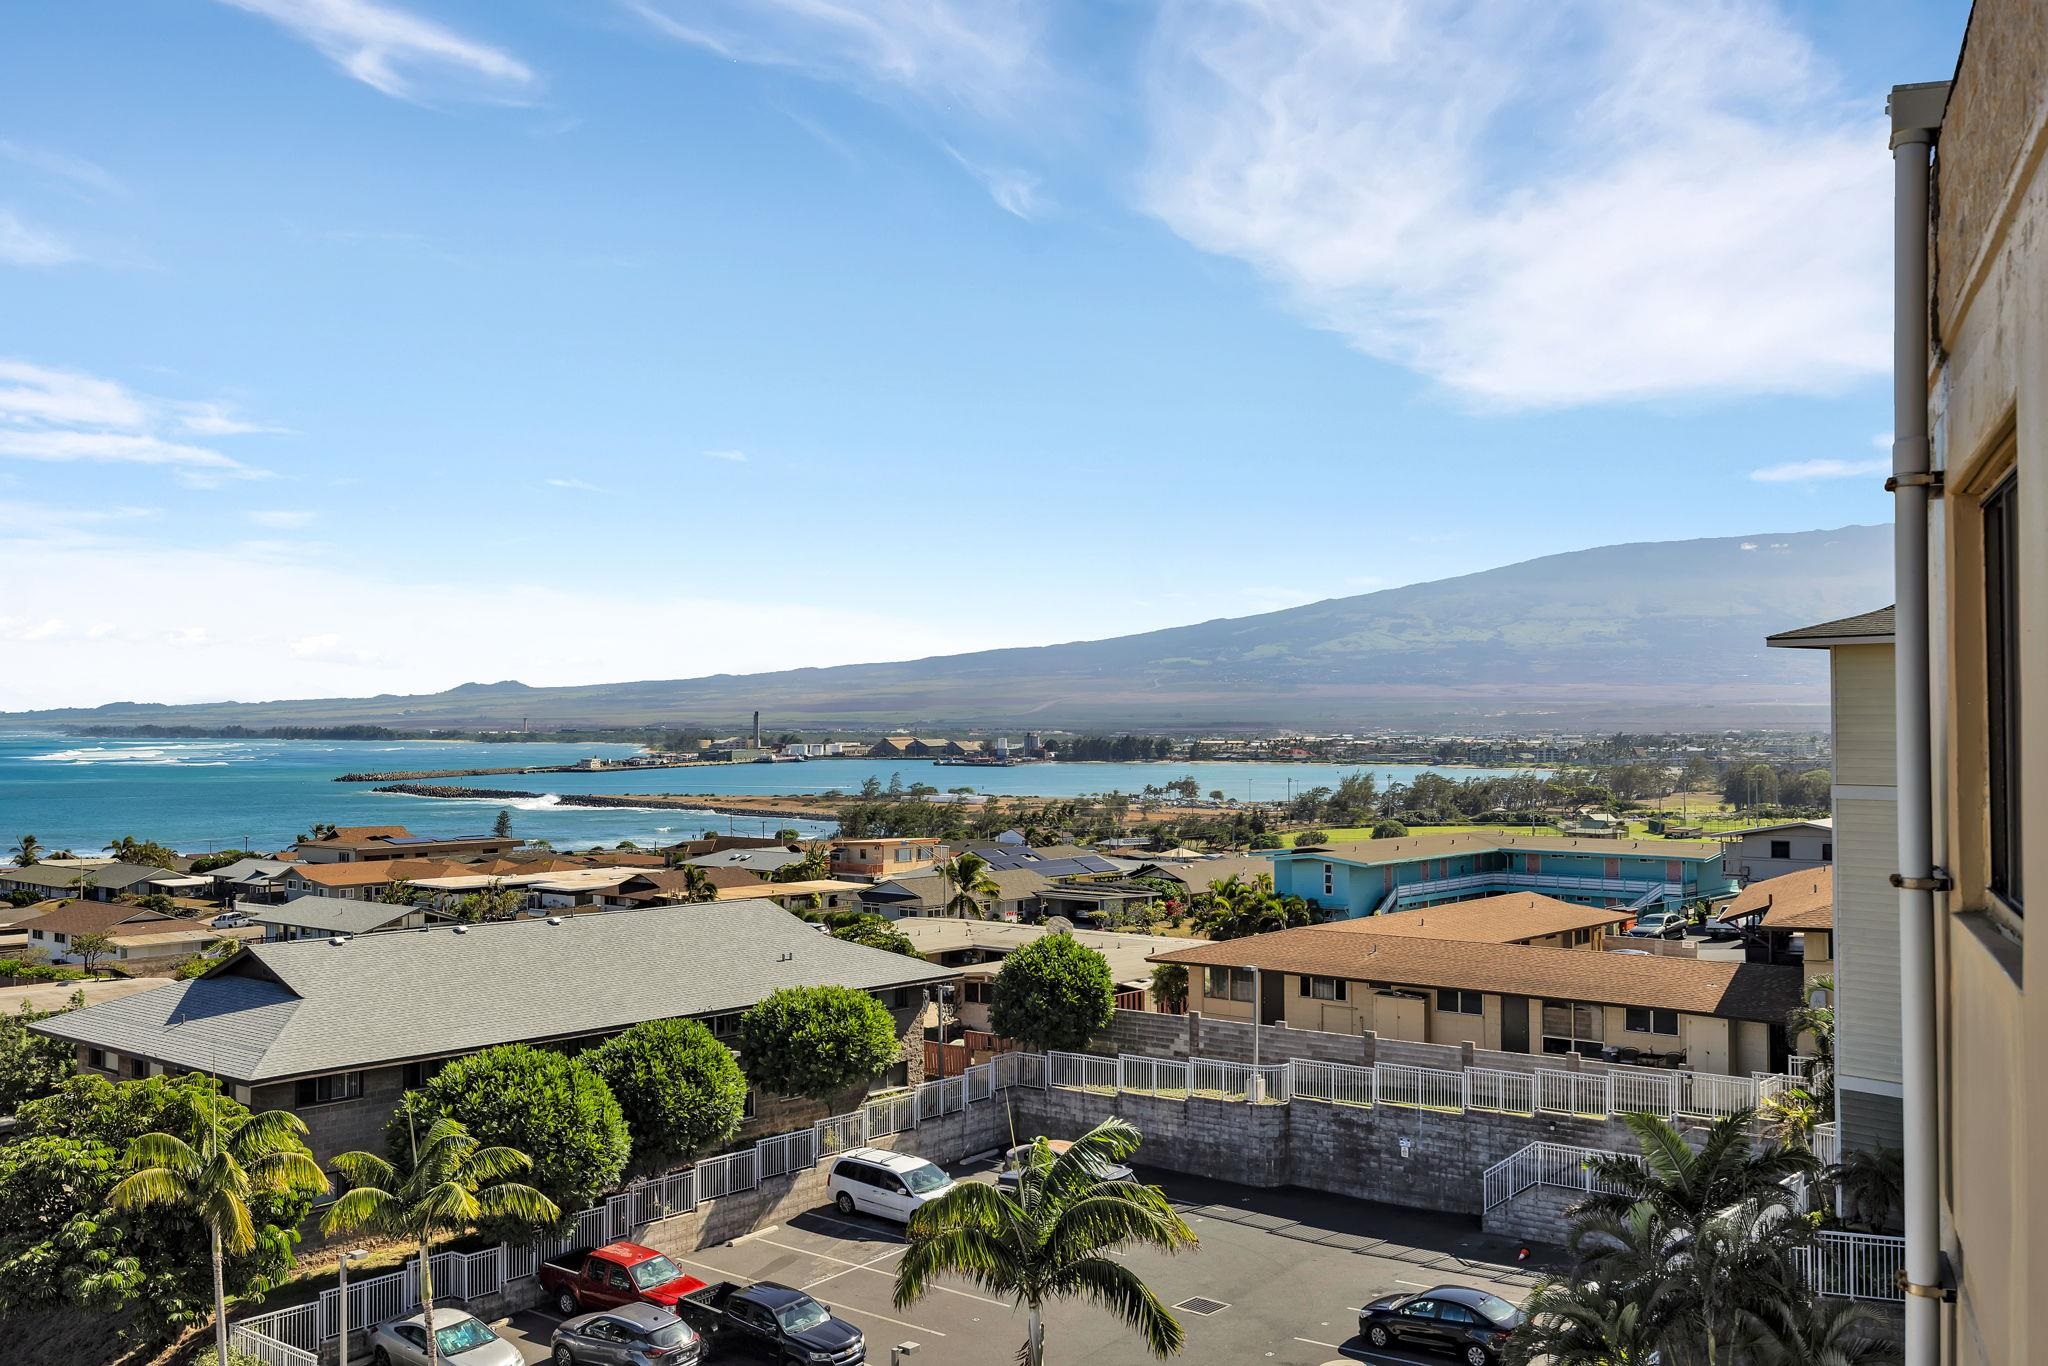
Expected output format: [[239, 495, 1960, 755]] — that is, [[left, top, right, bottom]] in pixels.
[[1481, 1182, 1586, 1247]]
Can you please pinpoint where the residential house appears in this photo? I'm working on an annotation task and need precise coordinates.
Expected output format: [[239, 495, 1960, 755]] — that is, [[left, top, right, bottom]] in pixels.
[[860, 867, 1056, 921], [25, 901, 256, 966], [254, 899, 443, 942], [828, 838, 948, 881], [1264, 833, 1737, 920], [32, 903, 958, 1162], [1719, 819, 1835, 885], [1718, 868, 1833, 989], [680, 846, 809, 876], [892, 920, 1204, 1027], [202, 857, 297, 905], [600, 866, 766, 908], [1766, 607, 1901, 1153], [1152, 904, 1798, 1075], [0, 862, 164, 903], [292, 826, 520, 865]]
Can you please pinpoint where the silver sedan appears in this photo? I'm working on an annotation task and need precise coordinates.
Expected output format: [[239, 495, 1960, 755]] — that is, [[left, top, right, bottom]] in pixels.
[[369, 1309, 524, 1366]]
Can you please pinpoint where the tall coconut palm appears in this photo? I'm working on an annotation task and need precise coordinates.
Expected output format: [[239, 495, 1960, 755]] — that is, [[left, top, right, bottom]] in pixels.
[[324, 1115, 558, 1366], [936, 852, 999, 919], [108, 1086, 329, 1366], [1576, 1110, 1816, 1231], [680, 864, 718, 903], [11, 833, 41, 867], [894, 1117, 1196, 1365]]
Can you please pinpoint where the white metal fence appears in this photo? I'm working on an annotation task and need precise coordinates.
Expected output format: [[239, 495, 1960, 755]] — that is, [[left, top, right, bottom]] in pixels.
[[1795, 1230, 1907, 1302]]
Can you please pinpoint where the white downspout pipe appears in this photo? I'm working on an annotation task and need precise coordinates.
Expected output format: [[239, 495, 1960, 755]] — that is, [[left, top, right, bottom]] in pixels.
[[1887, 79, 1948, 1366]]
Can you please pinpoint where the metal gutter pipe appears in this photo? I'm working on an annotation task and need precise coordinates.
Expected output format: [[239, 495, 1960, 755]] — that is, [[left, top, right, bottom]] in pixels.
[[1886, 79, 1949, 1366]]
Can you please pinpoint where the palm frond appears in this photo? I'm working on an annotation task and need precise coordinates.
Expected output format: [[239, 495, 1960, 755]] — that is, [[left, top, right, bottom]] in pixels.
[[321, 1185, 399, 1237], [246, 1149, 330, 1197], [474, 1181, 560, 1228], [328, 1149, 397, 1193], [108, 1167, 192, 1212], [1048, 1256, 1184, 1358], [230, 1108, 311, 1157], [895, 1226, 1027, 1308], [124, 1131, 201, 1176], [460, 1144, 535, 1183], [202, 1186, 259, 1255]]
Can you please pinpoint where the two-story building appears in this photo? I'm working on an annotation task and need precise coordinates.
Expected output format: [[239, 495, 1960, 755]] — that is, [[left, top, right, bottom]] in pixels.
[[1719, 820, 1835, 885], [1151, 895, 1796, 1075], [32, 903, 957, 1162], [1267, 833, 1738, 920], [292, 825, 521, 864], [828, 838, 949, 881]]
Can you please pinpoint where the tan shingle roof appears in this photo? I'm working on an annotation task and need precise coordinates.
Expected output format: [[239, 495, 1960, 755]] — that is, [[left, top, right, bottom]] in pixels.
[[1726, 867, 1833, 931], [1151, 927, 1799, 1022], [24, 902, 177, 938], [285, 859, 469, 888], [1319, 894, 1631, 944]]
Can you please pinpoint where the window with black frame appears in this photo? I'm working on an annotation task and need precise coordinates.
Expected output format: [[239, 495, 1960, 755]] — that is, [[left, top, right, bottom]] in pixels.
[[1985, 474, 2023, 915], [1540, 998, 1605, 1056]]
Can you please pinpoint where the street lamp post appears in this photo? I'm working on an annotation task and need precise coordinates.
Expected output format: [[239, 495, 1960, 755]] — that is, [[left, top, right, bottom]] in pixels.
[[336, 1249, 368, 1366]]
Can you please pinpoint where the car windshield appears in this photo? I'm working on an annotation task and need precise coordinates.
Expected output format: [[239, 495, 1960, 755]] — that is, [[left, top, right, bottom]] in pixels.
[[1466, 1292, 1519, 1324], [774, 1297, 830, 1333], [901, 1162, 950, 1194], [435, 1319, 498, 1354], [629, 1254, 684, 1290]]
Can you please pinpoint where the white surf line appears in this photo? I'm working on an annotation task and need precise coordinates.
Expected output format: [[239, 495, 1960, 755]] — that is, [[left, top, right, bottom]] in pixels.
[[674, 1251, 946, 1339]]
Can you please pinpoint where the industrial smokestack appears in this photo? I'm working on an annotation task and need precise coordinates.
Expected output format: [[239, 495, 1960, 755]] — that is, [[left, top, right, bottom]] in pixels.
[[752, 710, 761, 748]]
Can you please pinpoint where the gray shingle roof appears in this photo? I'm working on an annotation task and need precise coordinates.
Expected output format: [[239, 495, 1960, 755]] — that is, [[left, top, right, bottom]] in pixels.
[[251, 899, 427, 934], [205, 858, 296, 882], [0, 861, 162, 892], [34, 902, 951, 1083], [1766, 605, 1895, 647]]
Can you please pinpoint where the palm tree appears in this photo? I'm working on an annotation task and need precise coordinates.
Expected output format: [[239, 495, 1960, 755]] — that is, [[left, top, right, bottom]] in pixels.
[[1826, 1147, 1905, 1233], [894, 1117, 1196, 1365], [108, 1085, 329, 1366], [1756, 1087, 1824, 1153], [324, 1115, 558, 1366], [1787, 977, 1836, 1107], [1742, 1294, 1903, 1365], [11, 833, 41, 867], [679, 864, 718, 904], [936, 852, 999, 919], [1576, 1110, 1816, 1231], [1507, 1271, 1672, 1366]]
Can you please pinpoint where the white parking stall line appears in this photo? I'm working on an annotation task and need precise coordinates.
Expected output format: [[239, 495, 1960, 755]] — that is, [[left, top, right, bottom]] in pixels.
[[674, 1251, 948, 1340]]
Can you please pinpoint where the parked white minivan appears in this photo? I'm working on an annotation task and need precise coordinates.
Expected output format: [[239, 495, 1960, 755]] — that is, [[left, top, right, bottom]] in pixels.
[[825, 1148, 954, 1223]]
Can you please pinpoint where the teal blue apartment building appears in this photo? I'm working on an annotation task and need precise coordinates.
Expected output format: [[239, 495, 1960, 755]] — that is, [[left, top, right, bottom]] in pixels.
[[1267, 833, 1739, 919]]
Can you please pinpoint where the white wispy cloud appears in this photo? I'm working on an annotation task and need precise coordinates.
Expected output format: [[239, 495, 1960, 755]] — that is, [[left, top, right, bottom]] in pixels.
[[625, 0, 1045, 121], [0, 138, 121, 194], [703, 449, 749, 464], [1138, 0, 1889, 407], [1749, 457, 1890, 483], [248, 509, 316, 528], [944, 144, 1047, 219], [544, 476, 605, 492], [0, 209, 80, 267], [214, 0, 536, 103], [175, 401, 291, 437], [0, 359, 273, 482]]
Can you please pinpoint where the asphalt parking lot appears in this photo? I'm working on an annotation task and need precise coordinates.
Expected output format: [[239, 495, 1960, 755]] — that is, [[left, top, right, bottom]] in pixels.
[[491, 1158, 1555, 1366]]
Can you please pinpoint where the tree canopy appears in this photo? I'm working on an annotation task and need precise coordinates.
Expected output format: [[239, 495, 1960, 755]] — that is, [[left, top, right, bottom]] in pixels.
[[738, 986, 902, 1098], [989, 934, 1115, 1053], [396, 1044, 630, 1219], [829, 915, 922, 957], [582, 1020, 748, 1169]]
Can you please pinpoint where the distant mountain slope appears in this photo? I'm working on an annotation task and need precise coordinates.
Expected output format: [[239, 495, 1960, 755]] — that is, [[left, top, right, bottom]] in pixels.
[[7, 526, 1890, 731]]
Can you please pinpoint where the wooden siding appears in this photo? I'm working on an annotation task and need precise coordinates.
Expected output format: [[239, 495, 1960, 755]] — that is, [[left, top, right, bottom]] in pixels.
[[1830, 645, 1897, 787], [1832, 796, 1901, 1088]]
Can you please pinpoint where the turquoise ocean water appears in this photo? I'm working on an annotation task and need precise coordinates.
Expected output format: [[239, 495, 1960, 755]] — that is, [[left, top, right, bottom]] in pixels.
[[0, 732, 1528, 854]]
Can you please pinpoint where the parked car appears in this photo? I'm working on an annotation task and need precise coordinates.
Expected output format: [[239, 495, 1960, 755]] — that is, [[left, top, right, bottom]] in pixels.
[[538, 1242, 708, 1318], [370, 1310, 522, 1366], [825, 1147, 954, 1222], [676, 1280, 864, 1364], [210, 911, 252, 929], [995, 1138, 1134, 1195], [1358, 1286, 1526, 1366], [551, 1302, 703, 1366], [1625, 911, 1685, 939]]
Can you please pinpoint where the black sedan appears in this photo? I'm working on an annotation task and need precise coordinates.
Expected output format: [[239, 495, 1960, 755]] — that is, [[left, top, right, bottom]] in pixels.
[[1358, 1285, 1525, 1366]]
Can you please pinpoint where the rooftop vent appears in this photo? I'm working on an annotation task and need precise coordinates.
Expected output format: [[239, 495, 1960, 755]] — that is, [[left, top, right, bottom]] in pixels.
[[328, 935, 346, 946], [546, 916, 562, 926], [453, 924, 468, 934]]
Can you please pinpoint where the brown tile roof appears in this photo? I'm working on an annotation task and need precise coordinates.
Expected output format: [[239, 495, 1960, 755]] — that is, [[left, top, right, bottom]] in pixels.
[[284, 858, 468, 888], [26, 902, 180, 938], [1293, 832, 1726, 862], [1726, 867, 1833, 931], [326, 825, 413, 841], [1319, 894, 1632, 944], [616, 866, 765, 897], [1138, 856, 1274, 890], [1151, 927, 1800, 1022]]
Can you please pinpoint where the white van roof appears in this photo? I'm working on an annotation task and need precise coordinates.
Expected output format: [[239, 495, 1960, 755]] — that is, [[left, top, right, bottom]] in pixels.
[[836, 1147, 939, 1173]]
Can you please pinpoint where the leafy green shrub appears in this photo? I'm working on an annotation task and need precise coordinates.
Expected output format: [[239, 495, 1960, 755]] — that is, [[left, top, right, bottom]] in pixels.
[[396, 1044, 630, 1217], [583, 1020, 747, 1169], [192, 1348, 267, 1366], [1294, 829, 1330, 847], [1371, 820, 1410, 839], [829, 915, 921, 957], [990, 934, 1115, 1053], [187, 850, 260, 875], [134, 893, 177, 914], [4, 890, 39, 909], [739, 986, 901, 1098]]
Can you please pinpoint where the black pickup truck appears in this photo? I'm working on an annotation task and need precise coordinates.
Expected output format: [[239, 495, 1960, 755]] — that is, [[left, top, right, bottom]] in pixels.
[[674, 1280, 865, 1365]]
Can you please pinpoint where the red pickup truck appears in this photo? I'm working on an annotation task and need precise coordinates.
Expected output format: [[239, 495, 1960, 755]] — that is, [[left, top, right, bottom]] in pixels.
[[537, 1241, 707, 1318]]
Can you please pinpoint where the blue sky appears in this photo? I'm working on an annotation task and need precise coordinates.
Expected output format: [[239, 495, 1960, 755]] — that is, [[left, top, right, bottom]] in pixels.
[[0, 0, 1969, 709]]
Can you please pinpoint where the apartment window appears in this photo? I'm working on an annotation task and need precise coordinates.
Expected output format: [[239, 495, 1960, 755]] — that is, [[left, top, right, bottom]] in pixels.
[[1322, 863, 1335, 896], [1298, 975, 1347, 1001], [1203, 966, 1255, 1002], [1985, 473, 2023, 914], [87, 1048, 110, 1071], [961, 979, 993, 1005], [1625, 1007, 1680, 1036], [1540, 999, 1605, 1057], [1769, 840, 1791, 861], [1821, 844, 1833, 862], [707, 1012, 740, 1038], [1435, 989, 1482, 1015], [294, 1072, 365, 1107]]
